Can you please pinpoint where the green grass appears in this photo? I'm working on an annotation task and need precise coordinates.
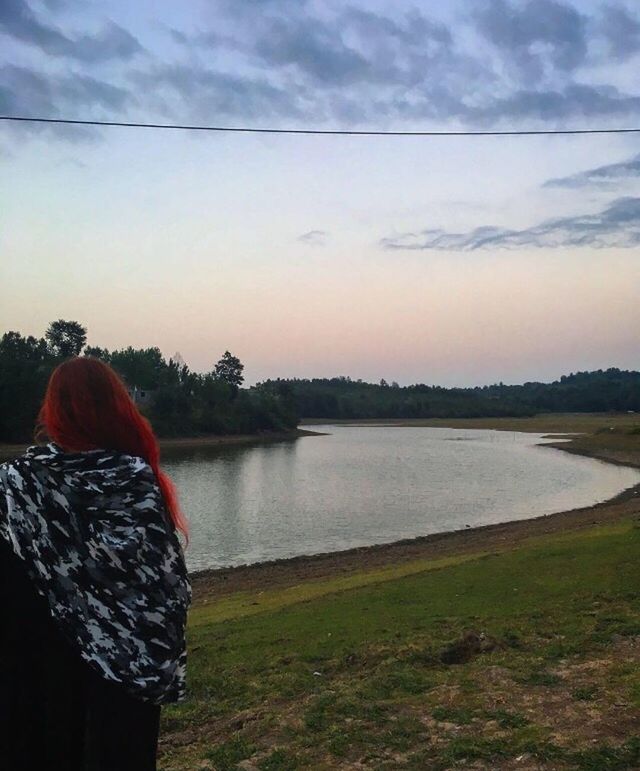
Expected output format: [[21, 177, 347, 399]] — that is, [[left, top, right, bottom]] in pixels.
[[189, 552, 485, 626], [160, 520, 640, 769], [484, 708, 530, 728], [431, 705, 475, 724], [572, 685, 599, 701], [205, 737, 256, 770]]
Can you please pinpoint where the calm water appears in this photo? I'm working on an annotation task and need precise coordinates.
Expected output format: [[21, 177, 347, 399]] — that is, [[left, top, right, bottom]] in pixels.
[[163, 426, 640, 572]]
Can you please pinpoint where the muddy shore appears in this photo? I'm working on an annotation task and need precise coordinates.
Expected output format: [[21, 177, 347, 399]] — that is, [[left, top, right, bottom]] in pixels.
[[190, 434, 640, 602]]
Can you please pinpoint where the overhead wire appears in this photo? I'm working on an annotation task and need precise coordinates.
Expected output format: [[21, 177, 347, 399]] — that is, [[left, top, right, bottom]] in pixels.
[[2, 115, 640, 136]]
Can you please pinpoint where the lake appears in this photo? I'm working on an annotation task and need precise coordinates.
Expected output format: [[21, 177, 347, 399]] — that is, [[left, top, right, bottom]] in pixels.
[[162, 426, 640, 572]]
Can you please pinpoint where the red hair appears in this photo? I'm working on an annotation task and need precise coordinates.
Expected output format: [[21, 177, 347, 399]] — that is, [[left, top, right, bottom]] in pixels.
[[36, 356, 188, 541]]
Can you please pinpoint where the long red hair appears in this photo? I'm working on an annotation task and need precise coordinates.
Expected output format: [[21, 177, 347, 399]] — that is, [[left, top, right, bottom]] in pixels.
[[36, 356, 188, 541]]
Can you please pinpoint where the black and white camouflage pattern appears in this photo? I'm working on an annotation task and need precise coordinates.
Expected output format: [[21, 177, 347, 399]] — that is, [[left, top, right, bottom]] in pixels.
[[0, 442, 191, 704]]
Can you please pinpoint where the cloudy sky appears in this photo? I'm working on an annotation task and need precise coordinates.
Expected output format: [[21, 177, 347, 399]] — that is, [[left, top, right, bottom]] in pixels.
[[1, 0, 639, 386]]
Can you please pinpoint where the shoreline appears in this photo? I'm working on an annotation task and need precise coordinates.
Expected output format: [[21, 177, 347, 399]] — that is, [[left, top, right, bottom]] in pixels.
[[0, 428, 322, 461], [2, 417, 638, 597], [190, 432, 640, 600], [162, 418, 640, 769], [158, 428, 322, 451], [300, 412, 640, 434]]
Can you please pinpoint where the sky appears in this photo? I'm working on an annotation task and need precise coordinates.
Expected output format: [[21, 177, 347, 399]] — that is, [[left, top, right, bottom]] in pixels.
[[1, 0, 639, 387]]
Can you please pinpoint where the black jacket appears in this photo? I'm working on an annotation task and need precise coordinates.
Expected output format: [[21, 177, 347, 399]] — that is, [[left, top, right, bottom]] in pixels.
[[0, 443, 191, 704], [1, 535, 163, 770]]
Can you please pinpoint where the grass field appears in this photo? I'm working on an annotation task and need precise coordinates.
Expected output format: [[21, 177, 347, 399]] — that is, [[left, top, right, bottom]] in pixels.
[[159, 416, 640, 770], [159, 517, 640, 770], [2, 412, 638, 768]]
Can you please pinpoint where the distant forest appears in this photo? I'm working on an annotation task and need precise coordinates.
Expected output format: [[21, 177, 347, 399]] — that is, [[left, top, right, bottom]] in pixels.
[[1, 319, 638, 443], [0, 320, 298, 443], [259, 369, 640, 420]]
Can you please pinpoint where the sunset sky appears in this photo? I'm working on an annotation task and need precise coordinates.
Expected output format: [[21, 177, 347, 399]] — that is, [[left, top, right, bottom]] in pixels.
[[1, 0, 639, 386]]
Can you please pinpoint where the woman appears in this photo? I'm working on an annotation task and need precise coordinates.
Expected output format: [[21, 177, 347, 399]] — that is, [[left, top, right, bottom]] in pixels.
[[0, 356, 191, 770]]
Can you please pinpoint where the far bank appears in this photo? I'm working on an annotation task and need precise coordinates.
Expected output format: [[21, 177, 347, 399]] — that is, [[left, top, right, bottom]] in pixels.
[[0, 428, 322, 462], [2, 412, 637, 461]]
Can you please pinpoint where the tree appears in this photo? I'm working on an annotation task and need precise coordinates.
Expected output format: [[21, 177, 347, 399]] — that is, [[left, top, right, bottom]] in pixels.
[[84, 346, 111, 362], [0, 331, 48, 363], [45, 319, 87, 358], [0, 331, 52, 441], [214, 351, 244, 392], [110, 346, 165, 390]]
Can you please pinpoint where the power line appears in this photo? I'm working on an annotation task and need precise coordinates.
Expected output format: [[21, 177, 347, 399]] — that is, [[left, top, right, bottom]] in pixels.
[[2, 114, 640, 136]]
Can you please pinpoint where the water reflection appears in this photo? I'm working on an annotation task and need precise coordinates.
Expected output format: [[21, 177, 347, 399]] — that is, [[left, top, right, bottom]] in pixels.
[[163, 427, 640, 571]]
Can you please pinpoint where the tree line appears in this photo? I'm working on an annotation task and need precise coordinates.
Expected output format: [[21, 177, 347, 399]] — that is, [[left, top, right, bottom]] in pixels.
[[258, 369, 640, 420], [0, 320, 298, 442], [2, 320, 638, 443]]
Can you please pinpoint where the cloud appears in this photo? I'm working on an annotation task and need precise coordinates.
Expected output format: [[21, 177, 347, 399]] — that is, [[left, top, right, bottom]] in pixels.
[[154, 3, 640, 128], [173, 6, 457, 93], [252, 18, 369, 87], [0, 64, 131, 140], [599, 5, 640, 60], [4, 1, 640, 143], [0, 0, 142, 62], [469, 83, 640, 122], [544, 153, 640, 188], [1, 64, 130, 112], [356, 82, 640, 125], [380, 197, 640, 251], [297, 230, 328, 246], [131, 65, 302, 121], [132, 56, 492, 127], [249, 9, 453, 88], [474, 0, 588, 81], [72, 21, 143, 63], [343, 7, 452, 48]]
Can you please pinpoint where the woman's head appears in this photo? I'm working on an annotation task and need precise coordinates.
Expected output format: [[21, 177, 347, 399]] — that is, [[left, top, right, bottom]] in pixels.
[[37, 356, 188, 539]]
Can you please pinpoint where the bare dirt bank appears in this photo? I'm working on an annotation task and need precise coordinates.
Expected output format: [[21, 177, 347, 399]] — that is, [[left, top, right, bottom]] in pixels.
[[191, 429, 640, 603]]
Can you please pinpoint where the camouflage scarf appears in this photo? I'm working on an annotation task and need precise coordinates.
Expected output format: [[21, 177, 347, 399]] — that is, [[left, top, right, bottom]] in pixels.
[[0, 443, 191, 704]]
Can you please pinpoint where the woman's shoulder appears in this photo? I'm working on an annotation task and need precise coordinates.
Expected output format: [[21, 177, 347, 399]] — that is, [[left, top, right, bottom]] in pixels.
[[0, 444, 66, 489], [0, 448, 37, 491], [1, 443, 58, 473]]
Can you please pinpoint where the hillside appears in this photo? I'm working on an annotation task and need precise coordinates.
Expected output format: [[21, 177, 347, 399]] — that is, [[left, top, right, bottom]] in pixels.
[[260, 369, 640, 420]]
